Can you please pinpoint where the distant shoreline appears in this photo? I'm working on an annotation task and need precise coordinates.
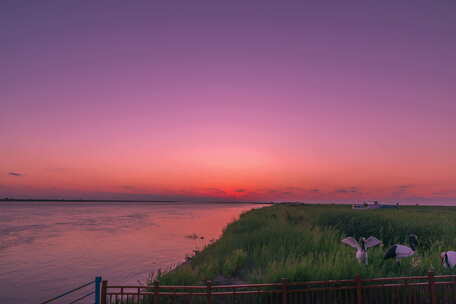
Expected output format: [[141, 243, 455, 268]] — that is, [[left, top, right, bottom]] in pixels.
[[1, 199, 455, 206], [0, 198, 270, 204], [0, 198, 178, 203]]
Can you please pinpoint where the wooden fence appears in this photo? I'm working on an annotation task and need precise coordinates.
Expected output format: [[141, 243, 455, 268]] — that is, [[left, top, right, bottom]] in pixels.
[[101, 271, 456, 304]]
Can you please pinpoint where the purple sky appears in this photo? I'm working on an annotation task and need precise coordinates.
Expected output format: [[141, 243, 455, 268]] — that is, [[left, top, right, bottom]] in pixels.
[[1, 1, 456, 202]]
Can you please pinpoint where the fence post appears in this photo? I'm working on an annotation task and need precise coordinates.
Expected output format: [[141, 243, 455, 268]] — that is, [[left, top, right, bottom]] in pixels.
[[100, 280, 107, 304], [153, 280, 160, 304], [355, 275, 362, 304], [428, 271, 436, 304], [94, 277, 102, 304], [206, 280, 212, 304], [281, 278, 289, 304], [403, 278, 408, 303]]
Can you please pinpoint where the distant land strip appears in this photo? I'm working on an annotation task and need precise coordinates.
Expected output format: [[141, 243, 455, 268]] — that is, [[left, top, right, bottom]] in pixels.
[[0, 198, 179, 202], [0, 198, 271, 204]]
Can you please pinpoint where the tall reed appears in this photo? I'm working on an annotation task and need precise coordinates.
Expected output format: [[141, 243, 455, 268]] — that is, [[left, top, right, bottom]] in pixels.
[[158, 204, 456, 285]]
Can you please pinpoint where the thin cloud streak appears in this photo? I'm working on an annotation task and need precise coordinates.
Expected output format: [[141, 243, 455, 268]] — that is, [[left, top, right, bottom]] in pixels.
[[8, 172, 23, 177]]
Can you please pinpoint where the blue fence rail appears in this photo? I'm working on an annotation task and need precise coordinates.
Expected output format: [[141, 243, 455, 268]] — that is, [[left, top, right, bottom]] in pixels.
[[39, 276, 102, 304]]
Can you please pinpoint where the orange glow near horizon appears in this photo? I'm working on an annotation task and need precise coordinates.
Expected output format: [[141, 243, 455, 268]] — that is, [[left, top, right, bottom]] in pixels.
[[3, 141, 456, 203]]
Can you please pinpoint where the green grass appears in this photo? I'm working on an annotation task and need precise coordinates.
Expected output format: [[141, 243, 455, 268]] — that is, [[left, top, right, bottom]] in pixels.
[[156, 204, 456, 285]]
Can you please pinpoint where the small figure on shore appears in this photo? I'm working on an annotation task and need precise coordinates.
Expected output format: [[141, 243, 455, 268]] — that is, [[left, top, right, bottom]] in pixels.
[[384, 234, 418, 263], [441, 251, 456, 269], [342, 236, 382, 265]]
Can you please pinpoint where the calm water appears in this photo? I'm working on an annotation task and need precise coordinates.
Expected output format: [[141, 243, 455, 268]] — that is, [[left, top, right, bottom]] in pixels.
[[0, 201, 264, 304]]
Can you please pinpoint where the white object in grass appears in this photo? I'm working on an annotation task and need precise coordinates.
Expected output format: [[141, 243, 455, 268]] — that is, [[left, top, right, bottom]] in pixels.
[[341, 236, 382, 265], [384, 234, 418, 262]]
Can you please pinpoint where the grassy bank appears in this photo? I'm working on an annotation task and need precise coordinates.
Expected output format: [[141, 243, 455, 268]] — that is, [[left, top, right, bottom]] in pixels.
[[156, 204, 456, 285]]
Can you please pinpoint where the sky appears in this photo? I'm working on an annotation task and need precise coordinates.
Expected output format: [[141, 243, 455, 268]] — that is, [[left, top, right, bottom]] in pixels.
[[1, 1, 455, 203]]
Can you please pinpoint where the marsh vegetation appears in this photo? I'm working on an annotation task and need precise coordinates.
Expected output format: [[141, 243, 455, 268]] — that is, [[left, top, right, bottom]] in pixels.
[[156, 204, 456, 285]]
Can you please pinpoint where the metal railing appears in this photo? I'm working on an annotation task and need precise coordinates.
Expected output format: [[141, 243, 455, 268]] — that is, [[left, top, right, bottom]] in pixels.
[[39, 276, 102, 304], [102, 271, 456, 304]]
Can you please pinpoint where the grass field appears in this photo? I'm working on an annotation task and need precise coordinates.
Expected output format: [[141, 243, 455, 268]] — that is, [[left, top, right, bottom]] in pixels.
[[156, 204, 456, 285]]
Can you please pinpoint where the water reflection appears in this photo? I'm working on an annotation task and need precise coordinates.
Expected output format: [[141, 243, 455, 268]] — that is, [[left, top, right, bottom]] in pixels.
[[0, 202, 263, 304]]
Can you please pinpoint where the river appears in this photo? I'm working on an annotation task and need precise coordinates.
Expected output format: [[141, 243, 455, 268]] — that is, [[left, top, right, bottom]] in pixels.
[[0, 201, 264, 303]]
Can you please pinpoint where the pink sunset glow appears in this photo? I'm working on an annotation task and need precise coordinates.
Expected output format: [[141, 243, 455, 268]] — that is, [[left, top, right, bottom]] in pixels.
[[1, 1, 455, 203]]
